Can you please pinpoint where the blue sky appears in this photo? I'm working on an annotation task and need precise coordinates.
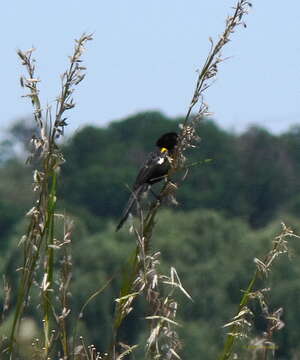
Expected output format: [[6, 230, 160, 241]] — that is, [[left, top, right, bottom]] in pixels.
[[2, 1, 299, 135]]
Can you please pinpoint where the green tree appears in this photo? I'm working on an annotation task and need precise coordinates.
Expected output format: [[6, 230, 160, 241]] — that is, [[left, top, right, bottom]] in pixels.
[[237, 126, 290, 227]]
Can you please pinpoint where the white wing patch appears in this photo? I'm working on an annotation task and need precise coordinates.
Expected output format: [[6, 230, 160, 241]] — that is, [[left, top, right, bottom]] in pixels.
[[157, 157, 165, 165]]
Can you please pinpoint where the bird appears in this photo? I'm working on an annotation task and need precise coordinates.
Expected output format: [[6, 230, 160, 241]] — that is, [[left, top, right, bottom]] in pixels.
[[116, 132, 178, 231]]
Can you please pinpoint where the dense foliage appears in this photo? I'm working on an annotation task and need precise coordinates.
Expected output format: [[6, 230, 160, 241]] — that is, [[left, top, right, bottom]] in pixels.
[[1, 111, 300, 358]]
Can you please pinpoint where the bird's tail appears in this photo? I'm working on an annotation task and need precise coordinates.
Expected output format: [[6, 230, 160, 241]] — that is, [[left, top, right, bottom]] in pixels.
[[115, 185, 147, 231]]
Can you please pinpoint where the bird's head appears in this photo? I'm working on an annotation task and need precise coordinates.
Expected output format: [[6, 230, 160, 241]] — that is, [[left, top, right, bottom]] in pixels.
[[156, 132, 178, 152]]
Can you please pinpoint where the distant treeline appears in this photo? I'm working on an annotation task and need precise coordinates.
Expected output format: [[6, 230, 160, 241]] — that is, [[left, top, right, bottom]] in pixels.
[[1, 111, 300, 242]]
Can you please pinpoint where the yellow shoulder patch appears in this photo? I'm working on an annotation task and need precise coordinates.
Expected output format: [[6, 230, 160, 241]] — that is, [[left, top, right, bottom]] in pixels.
[[160, 147, 168, 153]]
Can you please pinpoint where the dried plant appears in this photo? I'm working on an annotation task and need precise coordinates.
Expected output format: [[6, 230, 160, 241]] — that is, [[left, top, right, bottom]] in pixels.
[[73, 336, 108, 360], [219, 223, 299, 360], [174, 0, 252, 169], [246, 290, 284, 360], [7, 33, 92, 358], [144, 265, 192, 359], [111, 1, 251, 359]]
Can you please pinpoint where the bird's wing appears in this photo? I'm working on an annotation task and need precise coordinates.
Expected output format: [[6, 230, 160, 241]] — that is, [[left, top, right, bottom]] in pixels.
[[116, 150, 169, 231], [133, 150, 168, 190]]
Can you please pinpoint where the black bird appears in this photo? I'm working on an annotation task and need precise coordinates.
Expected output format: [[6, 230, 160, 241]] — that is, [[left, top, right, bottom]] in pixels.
[[116, 132, 178, 231]]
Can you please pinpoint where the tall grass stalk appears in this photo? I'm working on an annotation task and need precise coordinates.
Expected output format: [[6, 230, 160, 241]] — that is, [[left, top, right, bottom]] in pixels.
[[7, 34, 92, 358], [219, 223, 299, 360], [111, 1, 251, 358]]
